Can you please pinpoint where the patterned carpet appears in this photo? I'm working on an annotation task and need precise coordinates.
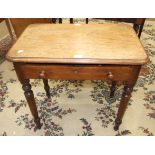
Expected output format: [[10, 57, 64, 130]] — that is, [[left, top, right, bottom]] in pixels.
[[0, 19, 155, 136]]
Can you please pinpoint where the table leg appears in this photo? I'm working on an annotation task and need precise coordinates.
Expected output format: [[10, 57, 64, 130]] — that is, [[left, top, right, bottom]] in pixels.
[[113, 66, 141, 131], [22, 79, 42, 129], [110, 81, 116, 98], [114, 84, 133, 131], [43, 79, 50, 98]]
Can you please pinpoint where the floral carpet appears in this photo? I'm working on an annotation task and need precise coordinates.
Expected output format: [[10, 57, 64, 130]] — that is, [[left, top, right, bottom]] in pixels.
[[0, 19, 155, 136]]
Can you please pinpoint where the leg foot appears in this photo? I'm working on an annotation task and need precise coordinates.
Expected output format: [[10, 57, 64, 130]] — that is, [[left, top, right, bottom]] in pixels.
[[114, 119, 122, 131], [34, 118, 42, 129]]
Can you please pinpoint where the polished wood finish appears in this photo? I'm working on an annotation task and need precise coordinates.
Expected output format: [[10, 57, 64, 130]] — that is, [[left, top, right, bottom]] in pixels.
[[65, 18, 145, 96], [13, 63, 140, 81], [58, 18, 145, 37], [84, 18, 145, 97], [22, 79, 42, 129], [9, 18, 52, 98], [13, 62, 143, 130], [7, 24, 147, 65], [114, 66, 141, 130], [7, 24, 148, 131], [86, 18, 145, 37], [9, 18, 51, 37]]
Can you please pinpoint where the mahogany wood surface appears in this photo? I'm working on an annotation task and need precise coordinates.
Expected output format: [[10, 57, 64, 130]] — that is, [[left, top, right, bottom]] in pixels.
[[21, 79, 42, 129], [13, 62, 142, 131], [7, 23, 148, 131], [8, 18, 54, 100], [14, 63, 140, 82], [7, 24, 148, 65], [9, 18, 52, 38], [86, 18, 145, 37]]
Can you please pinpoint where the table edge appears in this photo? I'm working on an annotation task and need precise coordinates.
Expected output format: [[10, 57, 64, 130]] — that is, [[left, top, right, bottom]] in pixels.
[[6, 54, 149, 65]]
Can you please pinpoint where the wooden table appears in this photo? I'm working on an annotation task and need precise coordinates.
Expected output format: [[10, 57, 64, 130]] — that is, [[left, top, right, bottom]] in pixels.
[[6, 24, 148, 131]]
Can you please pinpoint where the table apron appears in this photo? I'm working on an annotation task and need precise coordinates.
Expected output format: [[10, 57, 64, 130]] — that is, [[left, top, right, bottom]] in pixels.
[[14, 63, 141, 81]]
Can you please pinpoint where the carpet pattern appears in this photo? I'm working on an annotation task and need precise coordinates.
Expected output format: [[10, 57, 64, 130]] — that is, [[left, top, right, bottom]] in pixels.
[[0, 35, 13, 64], [0, 19, 155, 136]]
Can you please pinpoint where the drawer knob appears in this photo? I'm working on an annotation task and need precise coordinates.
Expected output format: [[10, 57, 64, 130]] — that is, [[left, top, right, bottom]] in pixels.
[[108, 72, 113, 80], [74, 70, 78, 74], [39, 70, 46, 78]]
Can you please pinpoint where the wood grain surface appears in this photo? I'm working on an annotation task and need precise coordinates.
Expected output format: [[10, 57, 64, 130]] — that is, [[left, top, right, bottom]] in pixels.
[[6, 24, 148, 65], [9, 18, 51, 37]]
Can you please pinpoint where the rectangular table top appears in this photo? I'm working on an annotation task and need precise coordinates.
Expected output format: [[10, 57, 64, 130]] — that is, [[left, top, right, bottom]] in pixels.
[[6, 24, 148, 65]]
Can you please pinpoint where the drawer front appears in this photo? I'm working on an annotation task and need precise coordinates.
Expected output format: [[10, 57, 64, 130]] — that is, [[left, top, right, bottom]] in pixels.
[[14, 63, 139, 81]]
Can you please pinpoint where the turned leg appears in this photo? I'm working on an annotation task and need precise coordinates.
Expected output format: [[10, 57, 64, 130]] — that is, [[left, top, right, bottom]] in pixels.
[[113, 66, 141, 131], [110, 81, 116, 98], [43, 79, 50, 98], [114, 84, 133, 131], [22, 79, 42, 129]]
